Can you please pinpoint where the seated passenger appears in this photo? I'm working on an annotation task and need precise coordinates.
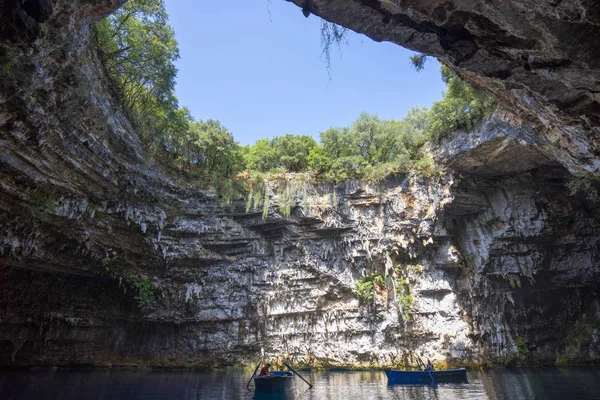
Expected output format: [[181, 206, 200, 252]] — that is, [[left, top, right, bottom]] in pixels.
[[426, 359, 435, 371], [259, 363, 271, 376]]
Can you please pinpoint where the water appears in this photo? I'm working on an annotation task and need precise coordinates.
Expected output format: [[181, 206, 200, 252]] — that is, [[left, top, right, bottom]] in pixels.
[[2, 367, 600, 400]]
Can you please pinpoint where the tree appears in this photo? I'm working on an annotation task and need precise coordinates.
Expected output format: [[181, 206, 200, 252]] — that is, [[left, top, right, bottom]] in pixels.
[[95, 0, 179, 143], [307, 145, 331, 174], [246, 138, 278, 172], [272, 134, 317, 172], [320, 127, 353, 159], [350, 112, 411, 165], [191, 120, 242, 177], [398, 106, 430, 157], [245, 134, 317, 172], [427, 66, 496, 141]]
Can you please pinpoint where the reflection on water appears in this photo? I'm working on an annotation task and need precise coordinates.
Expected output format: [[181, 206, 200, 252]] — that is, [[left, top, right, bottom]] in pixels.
[[1, 367, 600, 399]]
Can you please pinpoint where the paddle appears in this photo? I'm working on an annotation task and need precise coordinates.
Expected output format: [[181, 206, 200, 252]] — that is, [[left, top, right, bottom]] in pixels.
[[417, 356, 435, 385], [246, 361, 262, 388], [282, 360, 313, 388]]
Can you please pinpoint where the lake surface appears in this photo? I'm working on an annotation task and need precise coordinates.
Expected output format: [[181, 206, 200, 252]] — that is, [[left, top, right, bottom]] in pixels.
[[2, 367, 600, 399]]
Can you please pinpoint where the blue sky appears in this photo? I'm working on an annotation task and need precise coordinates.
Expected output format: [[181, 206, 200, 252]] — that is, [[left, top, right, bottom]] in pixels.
[[164, 0, 445, 145]]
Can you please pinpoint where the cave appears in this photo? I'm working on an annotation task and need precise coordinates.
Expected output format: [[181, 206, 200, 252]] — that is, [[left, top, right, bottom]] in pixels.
[[0, 0, 599, 374]]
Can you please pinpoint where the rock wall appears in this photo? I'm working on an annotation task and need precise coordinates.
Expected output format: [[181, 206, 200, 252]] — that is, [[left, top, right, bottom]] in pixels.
[[288, 0, 600, 177], [440, 117, 600, 365], [0, 0, 599, 369]]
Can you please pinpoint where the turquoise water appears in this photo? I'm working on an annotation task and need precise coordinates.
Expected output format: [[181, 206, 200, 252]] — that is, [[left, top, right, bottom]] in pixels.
[[2, 367, 600, 399]]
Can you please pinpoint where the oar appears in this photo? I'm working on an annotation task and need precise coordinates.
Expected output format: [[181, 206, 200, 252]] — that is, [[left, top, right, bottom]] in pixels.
[[246, 361, 262, 388], [417, 356, 435, 385], [282, 360, 313, 388]]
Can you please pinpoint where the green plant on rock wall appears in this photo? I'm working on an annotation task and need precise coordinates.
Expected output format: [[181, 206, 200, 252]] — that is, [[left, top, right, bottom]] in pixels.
[[277, 179, 296, 218], [123, 274, 157, 308], [355, 273, 386, 304], [567, 176, 600, 203], [413, 156, 443, 178], [507, 274, 522, 289], [0, 51, 16, 76], [515, 336, 529, 355], [101, 255, 113, 271], [395, 265, 413, 322], [26, 193, 58, 220], [483, 216, 502, 228], [262, 193, 270, 220], [243, 172, 317, 219]]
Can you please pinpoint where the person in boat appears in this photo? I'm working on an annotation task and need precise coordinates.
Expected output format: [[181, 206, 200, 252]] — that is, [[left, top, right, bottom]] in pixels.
[[259, 363, 271, 376], [426, 359, 435, 371]]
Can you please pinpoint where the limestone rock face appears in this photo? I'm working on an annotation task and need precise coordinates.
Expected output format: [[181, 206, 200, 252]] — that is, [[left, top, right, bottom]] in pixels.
[[289, 0, 600, 177], [0, 0, 599, 368]]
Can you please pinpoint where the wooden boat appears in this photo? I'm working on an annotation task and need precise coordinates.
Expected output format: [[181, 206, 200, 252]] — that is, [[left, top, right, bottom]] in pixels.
[[253, 371, 294, 392], [385, 368, 468, 385]]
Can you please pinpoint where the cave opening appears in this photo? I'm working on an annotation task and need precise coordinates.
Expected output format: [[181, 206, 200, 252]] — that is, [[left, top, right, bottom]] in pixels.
[[0, 0, 599, 381]]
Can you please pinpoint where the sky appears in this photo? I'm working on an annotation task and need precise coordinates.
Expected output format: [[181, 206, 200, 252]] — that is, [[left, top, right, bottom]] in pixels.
[[164, 0, 446, 146]]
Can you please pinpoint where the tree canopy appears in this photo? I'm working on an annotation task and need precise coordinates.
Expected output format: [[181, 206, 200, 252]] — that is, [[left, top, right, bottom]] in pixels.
[[95, 0, 180, 145], [95, 1, 496, 201], [245, 134, 317, 173], [427, 66, 496, 141]]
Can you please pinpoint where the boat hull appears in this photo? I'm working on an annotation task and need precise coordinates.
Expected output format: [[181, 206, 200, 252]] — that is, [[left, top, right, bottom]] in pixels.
[[385, 368, 468, 385], [254, 371, 294, 392]]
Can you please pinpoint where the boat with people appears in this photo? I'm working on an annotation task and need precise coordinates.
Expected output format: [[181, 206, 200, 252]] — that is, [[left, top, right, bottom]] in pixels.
[[247, 360, 313, 392], [385, 367, 468, 385], [386, 356, 468, 385], [253, 370, 295, 392]]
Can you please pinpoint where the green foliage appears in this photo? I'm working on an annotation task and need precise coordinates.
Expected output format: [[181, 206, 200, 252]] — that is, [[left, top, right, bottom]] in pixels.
[[244, 172, 314, 219], [101, 256, 113, 271], [515, 336, 529, 355], [355, 279, 375, 303], [95, 0, 179, 146], [239, 105, 441, 186], [237, 67, 493, 185], [0, 50, 15, 76], [410, 53, 428, 72], [307, 145, 332, 174], [123, 274, 156, 307], [567, 176, 600, 203], [355, 273, 386, 304], [242, 170, 267, 213], [26, 193, 57, 219], [395, 265, 413, 322], [426, 66, 496, 141], [262, 193, 270, 219], [508, 274, 522, 289], [361, 162, 404, 184], [165, 117, 245, 201], [399, 294, 413, 322], [320, 20, 348, 72], [95, 4, 246, 202], [246, 134, 317, 173], [483, 216, 502, 228], [413, 156, 442, 178], [373, 274, 386, 287], [94, 2, 496, 208], [305, 107, 432, 183]]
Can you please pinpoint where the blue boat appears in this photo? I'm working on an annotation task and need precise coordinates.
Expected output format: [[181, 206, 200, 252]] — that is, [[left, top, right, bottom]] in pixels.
[[253, 371, 294, 392], [385, 368, 468, 385]]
